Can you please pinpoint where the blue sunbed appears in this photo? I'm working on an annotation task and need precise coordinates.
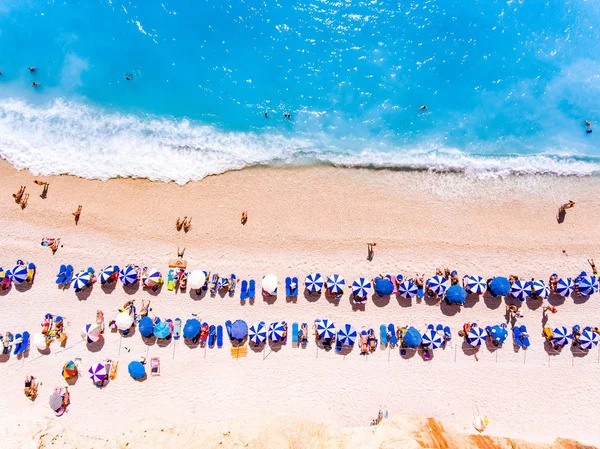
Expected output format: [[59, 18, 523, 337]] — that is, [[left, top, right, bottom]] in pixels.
[[240, 280, 248, 301], [380, 325, 388, 346], [208, 325, 216, 347], [229, 274, 237, 297], [16, 331, 29, 355], [519, 325, 530, 347], [56, 264, 66, 284], [292, 323, 299, 343], [388, 324, 398, 346], [225, 320, 232, 340], [285, 277, 292, 296], [513, 326, 523, 346], [248, 280, 256, 299], [64, 265, 73, 284], [216, 325, 223, 348]]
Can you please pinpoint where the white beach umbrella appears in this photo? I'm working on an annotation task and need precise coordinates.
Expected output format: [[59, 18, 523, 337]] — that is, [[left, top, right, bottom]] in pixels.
[[115, 311, 133, 331], [262, 274, 278, 295], [32, 333, 48, 351], [187, 270, 207, 290]]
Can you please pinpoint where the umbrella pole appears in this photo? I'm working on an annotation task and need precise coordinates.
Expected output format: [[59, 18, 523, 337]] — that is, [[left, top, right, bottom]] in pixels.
[[173, 340, 176, 360], [118, 335, 122, 356]]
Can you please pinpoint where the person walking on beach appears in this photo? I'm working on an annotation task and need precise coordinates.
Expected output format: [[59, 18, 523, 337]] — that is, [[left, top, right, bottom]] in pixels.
[[34, 179, 49, 198], [557, 200, 575, 223], [13, 186, 25, 203], [241, 211, 248, 225], [367, 242, 376, 261], [73, 205, 82, 224], [588, 259, 598, 276]]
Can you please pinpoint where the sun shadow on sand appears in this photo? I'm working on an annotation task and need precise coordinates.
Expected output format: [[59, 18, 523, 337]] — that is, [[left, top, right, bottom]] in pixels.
[[100, 282, 117, 294], [303, 291, 320, 303], [76, 287, 93, 301], [86, 338, 105, 353], [395, 296, 412, 308], [371, 294, 390, 308], [439, 301, 461, 317], [123, 284, 140, 296], [482, 293, 502, 310]]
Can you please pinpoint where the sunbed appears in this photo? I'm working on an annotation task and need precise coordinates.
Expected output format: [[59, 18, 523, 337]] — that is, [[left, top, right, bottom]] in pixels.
[[292, 323, 299, 344], [56, 265, 66, 285], [519, 325, 530, 347], [150, 357, 160, 376], [286, 277, 292, 296], [388, 324, 398, 346], [380, 325, 388, 346], [208, 325, 216, 347], [216, 325, 223, 348], [229, 274, 237, 297], [248, 280, 256, 300], [240, 280, 248, 301]]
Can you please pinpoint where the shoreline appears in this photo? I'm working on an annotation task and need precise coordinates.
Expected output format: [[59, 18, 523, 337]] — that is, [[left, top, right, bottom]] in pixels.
[[0, 160, 599, 446]]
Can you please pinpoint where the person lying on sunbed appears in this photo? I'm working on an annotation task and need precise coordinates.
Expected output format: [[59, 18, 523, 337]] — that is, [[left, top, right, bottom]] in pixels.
[[281, 322, 288, 342], [41, 315, 52, 334], [548, 274, 558, 293], [415, 275, 424, 288], [509, 274, 519, 285], [368, 329, 377, 352], [360, 332, 369, 355], [24, 376, 39, 400], [54, 318, 64, 336], [451, 271, 459, 285], [139, 300, 151, 318], [96, 311, 105, 333], [300, 323, 308, 344], [543, 326, 553, 341]]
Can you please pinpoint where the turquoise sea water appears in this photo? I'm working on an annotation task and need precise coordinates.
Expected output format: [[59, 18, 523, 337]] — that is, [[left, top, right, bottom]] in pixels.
[[0, 0, 599, 183]]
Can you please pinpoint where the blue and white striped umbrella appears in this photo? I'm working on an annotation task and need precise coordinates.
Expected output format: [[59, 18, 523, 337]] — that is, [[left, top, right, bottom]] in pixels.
[[552, 326, 572, 347], [556, 277, 574, 297], [578, 275, 598, 296], [510, 280, 532, 301], [8, 265, 28, 285], [305, 273, 323, 293], [99, 265, 118, 284], [249, 322, 267, 344], [327, 274, 345, 294], [465, 275, 486, 294], [316, 319, 335, 339], [337, 324, 357, 346], [119, 266, 138, 285], [422, 329, 444, 349], [467, 327, 487, 347], [531, 280, 549, 299], [580, 329, 600, 350], [71, 271, 91, 290], [351, 278, 371, 298], [398, 280, 418, 299], [268, 321, 285, 342], [426, 275, 449, 295]]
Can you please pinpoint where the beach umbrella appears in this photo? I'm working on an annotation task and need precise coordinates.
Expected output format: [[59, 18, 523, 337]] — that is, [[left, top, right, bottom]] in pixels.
[[187, 270, 206, 290], [99, 265, 118, 284], [138, 316, 154, 338], [467, 327, 487, 347], [421, 329, 443, 349], [489, 277, 510, 296], [374, 278, 394, 296], [351, 278, 371, 298], [552, 326, 572, 347], [80, 323, 102, 343], [579, 329, 600, 350], [578, 275, 598, 296], [62, 360, 77, 379], [115, 311, 133, 331], [71, 271, 91, 290], [128, 361, 146, 379], [398, 280, 418, 299], [183, 319, 201, 339], [488, 325, 508, 344], [337, 324, 357, 346], [316, 319, 335, 339], [262, 274, 278, 295], [305, 273, 323, 293], [510, 280, 532, 301], [327, 274, 345, 294], [49, 391, 63, 410], [119, 266, 138, 286], [89, 363, 107, 383], [144, 268, 162, 287], [153, 321, 171, 339], [426, 275, 448, 295], [8, 264, 27, 285], [249, 322, 267, 344], [446, 285, 467, 305], [403, 327, 422, 348], [556, 277, 574, 297], [231, 320, 248, 340], [268, 321, 285, 342], [32, 333, 48, 350], [465, 275, 486, 294], [531, 280, 549, 299]]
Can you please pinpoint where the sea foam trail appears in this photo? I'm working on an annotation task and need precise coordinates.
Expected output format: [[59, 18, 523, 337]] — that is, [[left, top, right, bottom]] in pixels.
[[0, 98, 598, 185]]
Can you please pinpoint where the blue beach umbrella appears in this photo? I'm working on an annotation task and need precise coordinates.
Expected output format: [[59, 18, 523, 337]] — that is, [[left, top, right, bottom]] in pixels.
[[580, 329, 600, 350], [421, 329, 443, 349], [337, 324, 357, 346], [578, 275, 598, 296], [488, 325, 508, 344], [398, 280, 418, 299], [465, 275, 486, 294], [119, 266, 138, 286], [71, 271, 91, 290], [489, 277, 510, 296], [231, 320, 248, 340], [138, 317, 154, 338], [326, 274, 345, 294], [531, 280, 549, 299], [99, 265, 118, 284], [374, 278, 394, 296], [552, 326, 572, 346], [183, 319, 201, 339], [8, 265, 28, 285], [154, 321, 171, 339], [467, 327, 487, 347], [351, 278, 371, 298], [510, 280, 532, 301], [268, 321, 285, 342], [556, 277, 574, 297], [305, 273, 323, 293], [426, 275, 448, 295], [446, 285, 467, 305], [403, 327, 422, 348], [128, 361, 146, 379], [249, 322, 267, 344], [316, 319, 335, 339]]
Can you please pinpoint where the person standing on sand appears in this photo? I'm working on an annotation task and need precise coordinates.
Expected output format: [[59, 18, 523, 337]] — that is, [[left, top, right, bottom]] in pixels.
[[13, 186, 25, 203], [73, 205, 82, 223], [367, 243, 376, 261], [241, 211, 248, 225], [557, 200, 575, 222]]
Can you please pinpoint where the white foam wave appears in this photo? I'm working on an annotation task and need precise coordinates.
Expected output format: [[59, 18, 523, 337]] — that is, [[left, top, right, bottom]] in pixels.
[[0, 98, 597, 184]]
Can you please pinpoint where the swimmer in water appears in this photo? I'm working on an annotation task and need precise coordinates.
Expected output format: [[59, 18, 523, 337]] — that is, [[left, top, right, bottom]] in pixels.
[[29, 67, 36, 73], [125, 74, 132, 80], [585, 120, 592, 134], [264, 112, 268, 118], [32, 82, 40, 87], [419, 105, 427, 111]]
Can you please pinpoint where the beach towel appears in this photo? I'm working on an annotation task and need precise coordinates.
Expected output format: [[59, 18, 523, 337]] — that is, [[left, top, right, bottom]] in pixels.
[[240, 280, 248, 301], [248, 280, 256, 299], [380, 325, 388, 346], [27, 263, 36, 283], [15, 331, 29, 355], [64, 265, 73, 285], [292, 323, 299, 344], [208, 325, 216, 347], [150, 358, 160, 376], [167, 270, 174, 291], [216, 325, 223, 348]]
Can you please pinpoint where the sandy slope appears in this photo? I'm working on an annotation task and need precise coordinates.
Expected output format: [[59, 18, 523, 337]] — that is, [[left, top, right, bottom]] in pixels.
[[0, 161, 599, 447]]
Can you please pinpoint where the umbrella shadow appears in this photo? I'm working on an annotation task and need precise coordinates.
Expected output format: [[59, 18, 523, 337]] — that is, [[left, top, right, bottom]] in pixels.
[[482, 292, 502, 310], [349, 296, 367, 312], [418, 348, 435, 361], [65, 376, 79, 386], [573, 294, 590, 305], [371, 294, 390, 308], [547, 294, 565, 307], [484, 339, 502, 353], [439, 301, 461, 317], [399, 347, 417, 360], [395, 296, 412, 308], [525, 297, 543, 310], [184, 338, 200, 349], [268, 339, 285, 352], [463, 293, 480, 308], [422, 295, 440, 307], [189, 289, 207, 301], [76, 287, 93, 301], [249, 342, 266, 353], [156, 337, 173, 348], [133, 374, 148, 382], [263, 294, 277, 305], [86, 338, 105, 353], [122, 283, 140, 296], [461, 339, 479, 358], [304, 290, 320, 303], [120, 327, 137, 339], [0, 353, 10, 363], [335, 345, 354, 356], [100, 282, 117, 294], [142, 335, 157, 346], [145, 285, 163, 296], [14, 283, 33, 293], [0, 286, 11, 297], [543, 340, 563, 356], [570, 344, 589, 358]]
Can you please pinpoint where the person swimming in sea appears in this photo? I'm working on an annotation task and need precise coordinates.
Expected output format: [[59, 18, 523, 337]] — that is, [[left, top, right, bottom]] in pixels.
[[585, 120, 592, 134], [125, 74, 132, 80], [32, 82, 40, 87], [419, 105, 427, 111], [29, 67, 36, 72]]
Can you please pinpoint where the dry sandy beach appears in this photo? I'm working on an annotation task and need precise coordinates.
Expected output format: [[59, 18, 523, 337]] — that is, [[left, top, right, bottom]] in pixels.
[[0, 160, 599, 448]]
